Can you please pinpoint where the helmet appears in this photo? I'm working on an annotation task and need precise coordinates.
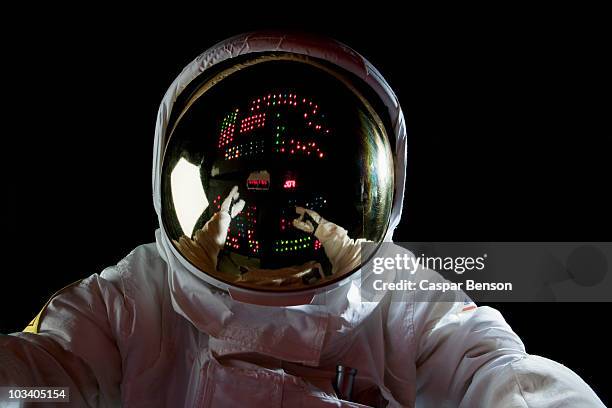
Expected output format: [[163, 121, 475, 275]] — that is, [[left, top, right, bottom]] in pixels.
[[154, 33, 406, 305]]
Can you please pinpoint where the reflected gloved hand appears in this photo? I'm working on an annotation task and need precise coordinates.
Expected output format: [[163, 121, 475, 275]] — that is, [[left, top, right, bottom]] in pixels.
[[220, 185, 246, 219], [292, 206, 323, 234], [199, 185, 245, 247], [174, 186, 245, 274], [292, 206, 367, 278]]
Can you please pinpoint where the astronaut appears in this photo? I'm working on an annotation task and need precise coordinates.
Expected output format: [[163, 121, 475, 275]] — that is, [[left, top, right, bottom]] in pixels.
[[0, 32, 604, 407]]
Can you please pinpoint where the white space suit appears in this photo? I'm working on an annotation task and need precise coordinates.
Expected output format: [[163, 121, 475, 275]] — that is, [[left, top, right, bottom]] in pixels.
[[0, 32, 604, 407]]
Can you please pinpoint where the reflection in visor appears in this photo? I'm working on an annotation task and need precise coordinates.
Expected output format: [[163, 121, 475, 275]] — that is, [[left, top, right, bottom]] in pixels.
[[170, 158, 208, 236], [220, 93, 328, 161], [161, 56, 394, 292], [213, 90, 331, 264]]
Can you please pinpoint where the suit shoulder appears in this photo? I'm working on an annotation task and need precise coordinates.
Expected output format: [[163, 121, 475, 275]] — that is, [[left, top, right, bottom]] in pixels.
[[100, 243, 167, 296]]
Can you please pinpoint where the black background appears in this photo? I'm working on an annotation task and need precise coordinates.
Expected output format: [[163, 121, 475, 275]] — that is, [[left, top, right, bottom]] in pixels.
[[1, 8, 609, 405]]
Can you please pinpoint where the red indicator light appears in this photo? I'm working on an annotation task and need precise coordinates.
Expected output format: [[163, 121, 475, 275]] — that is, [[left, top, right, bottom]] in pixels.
[[283, 179, 296, 189]]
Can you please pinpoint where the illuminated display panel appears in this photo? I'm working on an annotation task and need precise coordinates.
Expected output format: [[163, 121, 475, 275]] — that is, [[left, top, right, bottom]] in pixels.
[[239, 113, 266, 134], [224, 203, 260, 255], [216, 90, 330, 162], [217, 110, 237, 148], [247, 179, 270, 190], [224, 140, 265, 160], [214, 90, 334, 259]]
